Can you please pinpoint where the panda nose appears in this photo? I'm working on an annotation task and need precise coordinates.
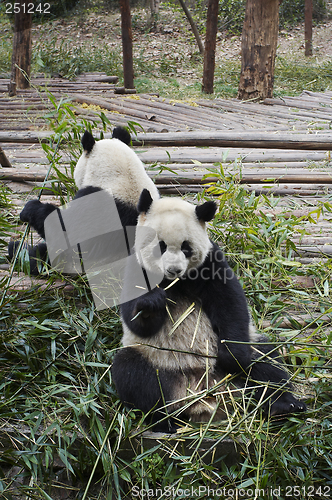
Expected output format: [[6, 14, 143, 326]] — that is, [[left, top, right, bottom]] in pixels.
[[167, 267, 182, 277]]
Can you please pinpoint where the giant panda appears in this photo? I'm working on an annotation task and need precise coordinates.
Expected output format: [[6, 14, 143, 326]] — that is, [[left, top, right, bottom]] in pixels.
[[112, 189, 306, 432], [8, 127, 159, 274]]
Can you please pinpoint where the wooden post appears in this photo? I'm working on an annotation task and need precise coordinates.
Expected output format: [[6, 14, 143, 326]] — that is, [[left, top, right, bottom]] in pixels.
[[202, 0, 219, 94], [119, 0, 135, 90], [0, 146, 12, 167], [305, 0, 313, 56], [238, 0, 280, 101], [8, 1, 32, 96]]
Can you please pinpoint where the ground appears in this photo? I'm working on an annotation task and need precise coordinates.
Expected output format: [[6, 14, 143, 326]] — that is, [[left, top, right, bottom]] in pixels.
[[26, 3, 332, 95], [34, 7, 332, 61]]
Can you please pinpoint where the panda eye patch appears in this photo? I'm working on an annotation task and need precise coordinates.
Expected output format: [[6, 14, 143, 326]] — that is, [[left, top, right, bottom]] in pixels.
[[153, 240, 167, 257], [159, 240, 167, 254], [181, 241, 193, 258]]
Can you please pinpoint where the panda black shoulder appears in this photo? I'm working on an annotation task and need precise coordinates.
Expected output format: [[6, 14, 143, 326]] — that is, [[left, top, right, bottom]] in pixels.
[[73, 186, 103, 200]]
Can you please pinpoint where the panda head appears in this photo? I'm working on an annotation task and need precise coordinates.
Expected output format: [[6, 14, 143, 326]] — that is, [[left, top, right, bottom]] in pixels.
[[74, 128, 159, 206], [135, 189, 217, 280], [74, 128, 131, 192]]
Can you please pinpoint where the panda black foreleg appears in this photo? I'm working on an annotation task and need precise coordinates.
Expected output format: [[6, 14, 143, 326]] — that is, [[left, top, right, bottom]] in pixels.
[[121, 287, 167, 338], [192, 245, 253, 373], [20, 199, 59, 239], [112, 347, 178, 432], [247, 339, 306, 416]]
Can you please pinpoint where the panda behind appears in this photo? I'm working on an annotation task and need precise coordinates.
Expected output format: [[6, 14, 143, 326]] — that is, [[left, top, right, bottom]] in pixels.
[[74, 127, 158, 216], [112, 189, 306, 432], [9, 127, 159, 274]]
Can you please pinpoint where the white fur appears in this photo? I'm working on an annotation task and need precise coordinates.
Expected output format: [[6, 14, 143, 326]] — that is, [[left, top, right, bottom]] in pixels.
[[74, 137, 159, 206], [122, 299, 238, 422], [136, 197, 212, 279], [122, 298, 217, 372]]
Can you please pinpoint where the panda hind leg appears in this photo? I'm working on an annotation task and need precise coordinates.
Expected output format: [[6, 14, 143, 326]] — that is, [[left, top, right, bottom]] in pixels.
[[248, 335, 307, 416], [112, 347, 179, 433], [8, 240, 49, 275]]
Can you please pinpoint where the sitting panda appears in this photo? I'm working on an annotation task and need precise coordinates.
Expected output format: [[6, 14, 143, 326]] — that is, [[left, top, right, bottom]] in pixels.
[[112, 189, 306, 432], [13, 129, 306, 431], [8, 127, 159, 274]]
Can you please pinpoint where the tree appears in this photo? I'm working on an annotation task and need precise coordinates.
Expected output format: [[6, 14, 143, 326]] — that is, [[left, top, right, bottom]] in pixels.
[[305, 0, 313, 56], [178, 0, 204, 55], [202, 0, 219, 94], [8, 1, 32, 96], [119, 0, 134, 89], [150, 0, 160, 28], [238, 0, 281, 101]]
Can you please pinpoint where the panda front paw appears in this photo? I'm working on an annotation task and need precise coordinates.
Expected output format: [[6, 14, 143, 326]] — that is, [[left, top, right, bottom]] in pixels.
[[133, 287, 166, 319], [20, 199, 42, 224], [20, 199, 58, 239], [267, 392, 307, 417], [121, 286, 167, 336]]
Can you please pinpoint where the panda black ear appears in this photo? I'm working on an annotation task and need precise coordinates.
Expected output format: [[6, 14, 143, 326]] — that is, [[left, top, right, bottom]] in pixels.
[[138, 189, 153, 214], [112, 126, 131, 145], [81, 131, 95, 153], [195, 201, 217, 222]]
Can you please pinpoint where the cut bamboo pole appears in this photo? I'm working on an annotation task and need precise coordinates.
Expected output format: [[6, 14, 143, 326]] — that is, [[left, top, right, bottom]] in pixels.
[[132, 130, 332, 150], [2, 169, 331, 185]]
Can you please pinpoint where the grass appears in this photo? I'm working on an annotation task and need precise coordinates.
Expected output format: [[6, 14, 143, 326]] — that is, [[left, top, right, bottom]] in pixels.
[[1, 97, 332, 497]]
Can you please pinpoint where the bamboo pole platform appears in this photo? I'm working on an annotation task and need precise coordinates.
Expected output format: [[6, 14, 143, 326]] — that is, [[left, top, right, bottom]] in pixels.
[[1, 72, 332, 304], [1, 72, 331, 200]]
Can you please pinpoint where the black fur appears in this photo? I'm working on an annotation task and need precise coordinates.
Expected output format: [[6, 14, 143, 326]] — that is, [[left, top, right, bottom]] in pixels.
[[112, 347, 179, 432], [112, 126, 131, 145], [72, 185, 102, 200], [81, 130, 96, 153], [195, 200, 217, 222], [20, 200, 58, 240], [10, 189, 138, 275], [138, 188, 153, 214], [8, 241, 48, 275], [121, 286, 167, 338]]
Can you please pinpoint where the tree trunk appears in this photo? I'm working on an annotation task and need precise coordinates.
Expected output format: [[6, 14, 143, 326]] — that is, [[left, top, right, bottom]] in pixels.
[[150, 0, 160, 16], [119, 0, 135, 89], [178, 0, 204, 55], [202, 0, 219, 94], [305, 0, 313, 56], [150, 0, 160, 29], [238, 0, 279, 101], [150, 0, 160, 14], [8, 2, 32, 96]]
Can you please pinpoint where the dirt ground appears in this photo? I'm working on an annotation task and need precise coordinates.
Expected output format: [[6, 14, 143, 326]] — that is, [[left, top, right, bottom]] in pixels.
[[219, 20, 332, 62], [31, 6, 332, 83]]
